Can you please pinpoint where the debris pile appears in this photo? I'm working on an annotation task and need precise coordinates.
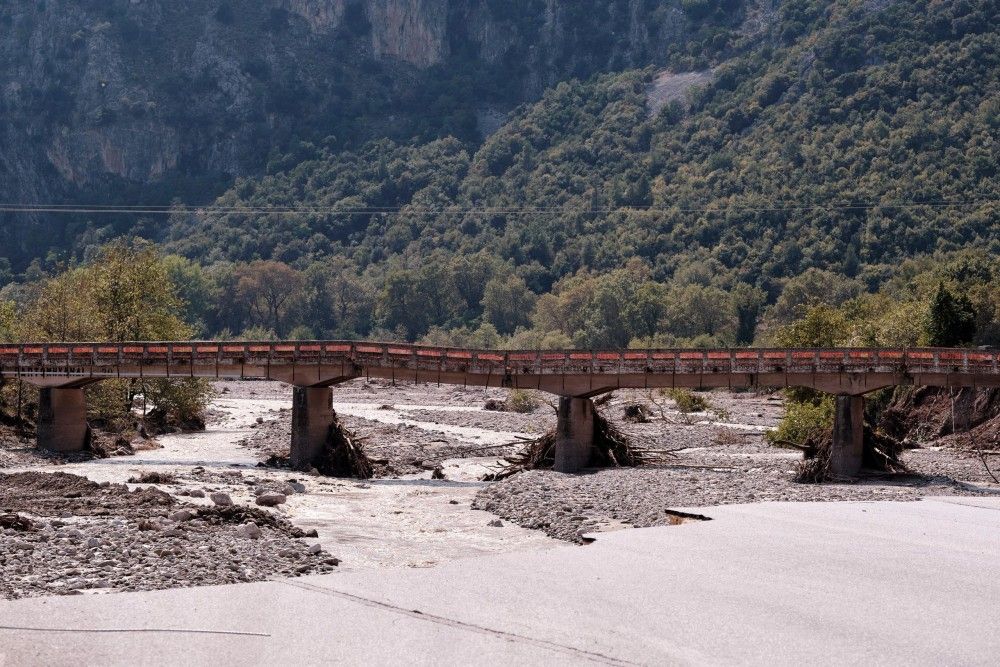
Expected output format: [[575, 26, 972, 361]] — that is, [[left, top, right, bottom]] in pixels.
[[794, 426, 907, 483], [484, 411, 670, 480], [318, 414, 374, 478]]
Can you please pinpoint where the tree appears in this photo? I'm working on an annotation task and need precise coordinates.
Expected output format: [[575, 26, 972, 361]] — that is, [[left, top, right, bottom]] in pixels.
[[18, 242, 210, 431], [235, 261, 304, 337], [0, 301, 15, 342], [732, 283, 767, 345], [89, 243, 190, 342], [925, 282, 976, 347], [771, 305, 850, 348], [482, 275, 536, 334], [162, 255, 215, 337]]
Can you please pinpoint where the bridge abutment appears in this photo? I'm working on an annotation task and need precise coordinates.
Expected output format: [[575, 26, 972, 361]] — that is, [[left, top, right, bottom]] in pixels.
[[830, 394, 864, 477], [37, 387, 89, 453], [290, 386, 334, 470], [553, 397, 596, 473]]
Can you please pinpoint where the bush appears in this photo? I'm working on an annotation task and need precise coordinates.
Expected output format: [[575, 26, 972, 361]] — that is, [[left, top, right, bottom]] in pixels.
[[142, 379, 214, 432], [663, 388, 710, 413], [766, 396, 835, 447], [506, 389, 540, 414]]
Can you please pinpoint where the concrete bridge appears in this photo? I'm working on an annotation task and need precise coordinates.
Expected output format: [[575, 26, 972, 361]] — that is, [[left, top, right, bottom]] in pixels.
[[3, 342, 998, 476]]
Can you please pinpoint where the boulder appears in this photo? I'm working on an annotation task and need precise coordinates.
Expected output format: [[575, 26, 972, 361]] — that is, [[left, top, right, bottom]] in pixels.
[[168, 509, 195, 523], [237, 522, 262, 539], [256, 492, 287, 507]]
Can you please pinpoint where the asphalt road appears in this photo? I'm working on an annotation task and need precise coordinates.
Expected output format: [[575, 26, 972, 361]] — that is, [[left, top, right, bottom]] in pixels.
[[2, 497, 999, 666]]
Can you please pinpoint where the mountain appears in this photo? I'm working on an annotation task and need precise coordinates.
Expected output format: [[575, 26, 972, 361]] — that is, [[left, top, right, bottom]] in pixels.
[[0, 0, 744, 271], [165, 0, 999, 296]]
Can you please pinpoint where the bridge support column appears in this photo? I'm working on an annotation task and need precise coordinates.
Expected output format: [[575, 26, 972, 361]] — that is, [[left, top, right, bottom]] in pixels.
[[553, 397, 596, 473], [830, 394, 864, 477], [290, 386, 333, 471], [37, 387, 89, 453]]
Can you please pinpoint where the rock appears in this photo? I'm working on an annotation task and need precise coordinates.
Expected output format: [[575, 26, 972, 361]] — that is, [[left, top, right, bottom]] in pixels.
[[188, 489, 206, 498], [86, 537, 102, 548], [256, 492, 286, 507], [308, 543, 322, 555], [210, 492, 233, 507], [287, 481, 306, 493], [448, 500, 460, 505], [168, 510, 195, 522], [487, 519, 504, 528], [64, 578, 86, 590], [237, 522, 262, 539]]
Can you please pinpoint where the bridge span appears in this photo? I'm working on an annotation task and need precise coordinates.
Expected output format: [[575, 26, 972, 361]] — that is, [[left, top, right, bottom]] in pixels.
[[3, 342, 998, 476]]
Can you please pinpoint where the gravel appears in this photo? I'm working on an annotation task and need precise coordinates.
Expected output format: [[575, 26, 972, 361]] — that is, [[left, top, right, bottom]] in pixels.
[[473, 417, 996, 542], [0, 472, 337, 600]]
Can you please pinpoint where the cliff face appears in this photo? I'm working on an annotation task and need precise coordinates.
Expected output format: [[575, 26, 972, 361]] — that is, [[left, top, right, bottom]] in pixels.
[[0, 0, 743, 266]]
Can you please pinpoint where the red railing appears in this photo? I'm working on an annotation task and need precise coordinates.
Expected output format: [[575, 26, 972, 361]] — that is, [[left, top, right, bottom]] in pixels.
[[0, 342, 997, 378]]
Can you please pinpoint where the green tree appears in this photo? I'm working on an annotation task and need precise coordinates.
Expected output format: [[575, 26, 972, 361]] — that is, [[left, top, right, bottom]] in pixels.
[[235, 261, 304, 337], [924, 283, 976, 347], [0, 301, 15, 342], [482, 275, 536, 335]]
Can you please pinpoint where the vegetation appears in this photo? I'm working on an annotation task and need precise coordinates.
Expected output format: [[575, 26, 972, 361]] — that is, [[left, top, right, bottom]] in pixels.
[[766, 251, 1000, 451], [0, 243, 213, 433], [0, 2, 996, 358], [663, 388, 710, 414], [506, 389, 541, 414], [766, 397, 835, 449]]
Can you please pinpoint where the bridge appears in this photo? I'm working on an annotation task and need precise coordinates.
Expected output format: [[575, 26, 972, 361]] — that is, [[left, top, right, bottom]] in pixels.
[[3, 342, 998, 476]]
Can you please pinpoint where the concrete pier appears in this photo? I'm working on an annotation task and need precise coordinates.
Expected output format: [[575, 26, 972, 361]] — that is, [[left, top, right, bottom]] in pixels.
[[36, 387, 89, 453], [553, 397, 596, 473], [830, 394, 865, 477], [290, 386, 334, 470]]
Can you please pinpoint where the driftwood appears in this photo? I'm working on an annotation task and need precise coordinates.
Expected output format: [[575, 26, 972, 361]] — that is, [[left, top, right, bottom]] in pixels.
[[318, 415, 374, 479], [483, 411, 674, 481], [793, 425, 906, 483]]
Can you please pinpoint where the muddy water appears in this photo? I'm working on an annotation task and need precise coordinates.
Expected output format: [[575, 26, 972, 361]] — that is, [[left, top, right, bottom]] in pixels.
[[22, 395, 558, 570]]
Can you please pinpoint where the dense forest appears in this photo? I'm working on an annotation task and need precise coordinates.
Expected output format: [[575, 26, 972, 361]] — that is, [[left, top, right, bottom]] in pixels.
[[0, 0, 743, 264], [1, 0, 998, 348]]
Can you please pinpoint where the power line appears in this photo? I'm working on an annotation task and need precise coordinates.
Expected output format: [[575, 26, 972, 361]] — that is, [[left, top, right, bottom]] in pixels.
[[0, 198, 995, 217]]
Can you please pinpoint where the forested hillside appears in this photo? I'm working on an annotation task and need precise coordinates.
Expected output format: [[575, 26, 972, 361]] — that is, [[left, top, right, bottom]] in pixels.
[[1, 0, 998, 348], [0, 0, 741, 268], [167, 0, 998, 291]]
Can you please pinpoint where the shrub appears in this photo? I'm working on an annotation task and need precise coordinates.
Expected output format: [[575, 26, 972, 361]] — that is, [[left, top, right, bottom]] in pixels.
[[766, 396, 835, 447], [663, 388, 710, 413], [506, 389, 539, 414], [143, 379, 214, 432]]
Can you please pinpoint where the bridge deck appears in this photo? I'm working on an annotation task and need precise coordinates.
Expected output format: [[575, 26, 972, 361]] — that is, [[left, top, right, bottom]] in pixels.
[[2, 342, 998, 396]]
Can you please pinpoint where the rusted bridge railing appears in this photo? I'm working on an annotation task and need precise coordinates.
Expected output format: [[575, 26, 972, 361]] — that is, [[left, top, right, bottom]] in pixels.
[[1, 342, 997, 388]]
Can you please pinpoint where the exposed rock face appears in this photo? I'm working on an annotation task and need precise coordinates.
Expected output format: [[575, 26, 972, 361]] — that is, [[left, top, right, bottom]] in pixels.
[[368, 0, 448, 66], [47, 122, 180, 186], [284, 0, 348, 32]]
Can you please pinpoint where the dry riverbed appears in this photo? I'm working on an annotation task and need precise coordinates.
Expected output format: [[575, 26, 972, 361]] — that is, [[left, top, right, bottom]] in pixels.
[[2, 379, 997, 599]]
